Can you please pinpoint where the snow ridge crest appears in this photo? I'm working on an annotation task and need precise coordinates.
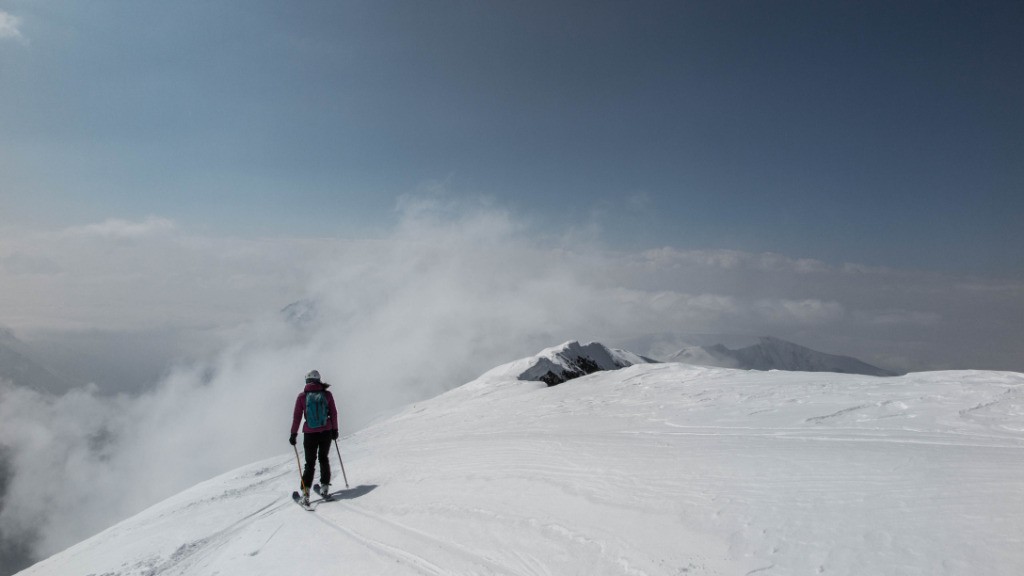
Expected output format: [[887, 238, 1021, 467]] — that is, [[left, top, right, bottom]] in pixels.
[[517, 340, 652, 386]]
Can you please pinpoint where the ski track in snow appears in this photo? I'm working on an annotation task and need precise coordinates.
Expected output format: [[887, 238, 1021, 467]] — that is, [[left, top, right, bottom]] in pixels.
[[18, 361, 1024, 576], [309, 499, 523, 576]]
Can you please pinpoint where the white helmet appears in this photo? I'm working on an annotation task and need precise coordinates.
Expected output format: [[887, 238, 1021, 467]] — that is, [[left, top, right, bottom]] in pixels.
[[305, 369, 321, 383]]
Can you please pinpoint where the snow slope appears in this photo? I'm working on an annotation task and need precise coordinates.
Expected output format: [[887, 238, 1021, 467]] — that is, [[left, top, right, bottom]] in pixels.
[[17, 348, 1024, 576]]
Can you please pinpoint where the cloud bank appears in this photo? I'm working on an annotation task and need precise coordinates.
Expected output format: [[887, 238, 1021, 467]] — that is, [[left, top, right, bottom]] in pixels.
[[0, 202, 1022, 571]]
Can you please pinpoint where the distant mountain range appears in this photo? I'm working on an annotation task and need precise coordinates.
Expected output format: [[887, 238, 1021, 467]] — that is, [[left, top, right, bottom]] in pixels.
[[667, 336, 899, 376], [509, 338, 899, 383]]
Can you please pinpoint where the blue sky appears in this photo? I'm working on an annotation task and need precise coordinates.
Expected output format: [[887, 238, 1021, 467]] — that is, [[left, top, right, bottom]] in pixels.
[[0, 1, 1022, 380], [2, 1, 1021, 274]]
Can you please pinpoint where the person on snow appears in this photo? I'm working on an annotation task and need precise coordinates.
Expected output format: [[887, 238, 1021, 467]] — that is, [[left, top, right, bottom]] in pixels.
[[290, 369, 339, 505]]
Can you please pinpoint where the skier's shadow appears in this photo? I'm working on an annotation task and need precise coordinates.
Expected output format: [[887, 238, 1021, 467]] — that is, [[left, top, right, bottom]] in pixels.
[[329, 484, 377, 500]]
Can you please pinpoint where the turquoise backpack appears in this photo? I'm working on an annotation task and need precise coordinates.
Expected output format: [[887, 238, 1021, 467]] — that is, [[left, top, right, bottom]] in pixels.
[[305, 390, 329, 428]]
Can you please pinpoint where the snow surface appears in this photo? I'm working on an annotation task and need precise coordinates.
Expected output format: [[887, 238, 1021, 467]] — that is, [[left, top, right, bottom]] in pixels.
[[17, 349, 1024, 576]]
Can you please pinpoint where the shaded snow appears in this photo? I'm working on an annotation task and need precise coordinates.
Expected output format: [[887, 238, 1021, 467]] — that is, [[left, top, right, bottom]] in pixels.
[[16, 351, 1024, 576]]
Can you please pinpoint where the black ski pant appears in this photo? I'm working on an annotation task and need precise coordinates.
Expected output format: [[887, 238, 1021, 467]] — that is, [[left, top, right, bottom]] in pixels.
[[302, 431, 332, 490]]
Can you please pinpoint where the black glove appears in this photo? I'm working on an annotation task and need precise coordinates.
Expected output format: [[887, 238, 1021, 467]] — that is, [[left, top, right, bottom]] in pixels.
[[289, 433, 297, 446], [331, 429, 339, 440]]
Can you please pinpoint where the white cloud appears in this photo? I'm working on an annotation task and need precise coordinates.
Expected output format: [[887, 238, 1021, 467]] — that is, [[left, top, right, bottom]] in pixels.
[[0, 11, 24, 42], [640, 247, 827, 274], [754, 298, 846, 325], [1, 217, 325, 331], [855, 309, 942, 327], [1, 210, 1019, 363], [60, 217, 177, 239]]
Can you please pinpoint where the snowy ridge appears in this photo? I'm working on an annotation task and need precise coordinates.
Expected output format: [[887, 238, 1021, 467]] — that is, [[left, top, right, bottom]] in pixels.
[[668, 336, 897, 376], [460, 340, 652, 390], [507, 340, 652, 386], [16, 346, 1024, 576]]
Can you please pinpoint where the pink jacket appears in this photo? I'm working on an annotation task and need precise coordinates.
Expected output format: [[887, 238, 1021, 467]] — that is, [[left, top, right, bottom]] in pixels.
[[291, 382, 339, 435]]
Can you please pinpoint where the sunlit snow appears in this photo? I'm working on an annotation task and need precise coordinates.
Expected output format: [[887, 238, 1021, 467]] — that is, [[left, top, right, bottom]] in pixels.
[[18, 345, 1024, 576]]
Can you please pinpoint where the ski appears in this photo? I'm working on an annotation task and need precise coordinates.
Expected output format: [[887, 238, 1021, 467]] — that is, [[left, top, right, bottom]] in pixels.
[[313, 484, 334, 502], [291, 490, 315, 511]]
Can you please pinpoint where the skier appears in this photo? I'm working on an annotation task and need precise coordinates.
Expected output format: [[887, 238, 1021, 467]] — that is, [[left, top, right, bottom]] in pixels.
[[290, 369, 339, 506]]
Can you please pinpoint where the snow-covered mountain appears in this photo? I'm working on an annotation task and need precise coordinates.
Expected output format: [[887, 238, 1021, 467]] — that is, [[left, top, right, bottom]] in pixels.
[[668, 336, 898, 376], [16, 344, 1024, 576], [491, 340, 653, 385]]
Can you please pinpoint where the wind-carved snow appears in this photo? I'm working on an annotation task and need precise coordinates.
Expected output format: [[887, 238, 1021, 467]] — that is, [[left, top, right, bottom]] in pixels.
[[16, 350, 1024, 576]]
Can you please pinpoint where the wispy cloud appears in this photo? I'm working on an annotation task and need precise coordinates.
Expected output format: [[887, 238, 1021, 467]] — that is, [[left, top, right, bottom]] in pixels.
[[1, 216, 324, 331], [2, 209, 1021, 367], [0, 10, 24, 42], [641, 247, 829, 274], [60, 217, 177, 239]]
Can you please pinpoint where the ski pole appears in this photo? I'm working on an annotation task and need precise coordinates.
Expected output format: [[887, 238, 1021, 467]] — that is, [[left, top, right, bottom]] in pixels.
[[293, 443, 308, 495], [334, 439, 349, 488]]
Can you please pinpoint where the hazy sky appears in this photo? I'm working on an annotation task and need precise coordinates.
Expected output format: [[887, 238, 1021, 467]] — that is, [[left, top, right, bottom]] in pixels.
[[2, 1, 1021, 273]]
